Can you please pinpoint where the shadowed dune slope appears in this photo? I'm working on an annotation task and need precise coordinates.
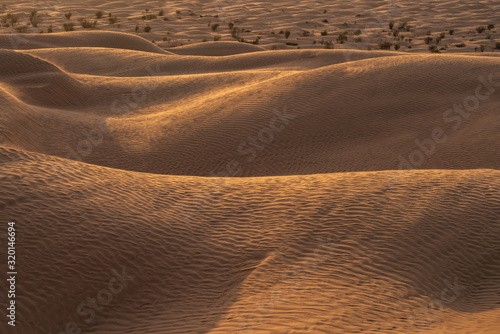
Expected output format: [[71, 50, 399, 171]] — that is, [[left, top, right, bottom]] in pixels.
[[0, 147, 499, 334], [0, 49, 90, 106], [1, 44, 499, 176]]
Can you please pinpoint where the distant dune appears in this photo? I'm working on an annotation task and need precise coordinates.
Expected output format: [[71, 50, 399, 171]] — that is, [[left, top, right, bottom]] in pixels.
[[1, 5, 500, 334]]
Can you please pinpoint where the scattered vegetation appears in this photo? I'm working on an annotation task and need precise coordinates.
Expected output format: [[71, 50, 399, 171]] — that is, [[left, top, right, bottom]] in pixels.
[[487, 24, 495, 30], [378, 40, 393, 50], [29, 10, 40, 27], [336, 32, 348, 44], [214, 35, 221, 41], [63, 22, 74, 31], [429, 45, 440, 53], [2, 13, 18, 25], [476, 26, 486, 33], [81, 19, 97, 29], [389, 20, 394, 30], [284, 30, 290, 39], [95, 11, 104, 19], [15, 25, 27, 33], [210, 23, 219, 32], [142, 14, 157, 20], [475, 44, 485, 52], [108, 16, 117, 24], [320, 30, 328, 36], [158, 10, 164, 16], [455, 42, 466, 47], [144, 24, 151, 32], [449, 29, 454, 35], [324, 40, 334, 49], [495, 42, 500, 49], [64, 12, 72, 19], [424, 36, 433, 44], [394, 42, 401, 50], [354, 29, 362, 36]]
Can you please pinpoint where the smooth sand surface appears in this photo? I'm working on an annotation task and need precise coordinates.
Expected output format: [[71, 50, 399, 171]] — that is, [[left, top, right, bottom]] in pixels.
[[1, 2, 500, 334]]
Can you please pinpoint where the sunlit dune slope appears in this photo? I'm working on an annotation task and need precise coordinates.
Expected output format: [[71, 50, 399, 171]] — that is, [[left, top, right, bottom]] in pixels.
[[0, 147, 499, 333], [0, 38, 499, 176]]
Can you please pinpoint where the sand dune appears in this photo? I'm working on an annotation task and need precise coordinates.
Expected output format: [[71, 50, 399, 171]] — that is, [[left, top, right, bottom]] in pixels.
[[1, 44, 499, 176], [0, 147, 499, 333], [1, 4, 500, 334]]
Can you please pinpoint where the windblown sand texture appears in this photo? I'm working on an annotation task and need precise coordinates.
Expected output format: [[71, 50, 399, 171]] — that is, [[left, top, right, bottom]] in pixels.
[[0, 1, 500, 334]]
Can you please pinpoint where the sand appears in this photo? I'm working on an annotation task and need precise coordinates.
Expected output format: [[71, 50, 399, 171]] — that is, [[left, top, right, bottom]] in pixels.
[[0, 1, 499, 333]]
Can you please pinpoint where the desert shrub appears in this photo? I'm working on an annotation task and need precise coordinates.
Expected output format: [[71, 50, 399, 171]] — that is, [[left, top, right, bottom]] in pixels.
[[354, 29, 361, 35], [15, 25, 27, 32], [436, 33, 445, 44], [2, 13, 17, 24], [487, 24, 494, 30], [302, 30, 311, 37], [81, 19, 97, 28], [108, 16, 117, 24], [63, 22, 74, 31], [354, 37, 362, 43], [476, 26, 486, 33], [176, 10, 181, 15], [142, 14, 157, 20], [252, 35, 262, 45], [48, 24, 53, 33], [477, 44, 485, 52], [285, 30, 290, 39], [228, 22, 234, 29], [64, 12, 72, 19], [429, 45, 440, 53], [378, 40, 392, 49], [495, 42, 500, 49], [398, 22, 407, 30], [392, 28, 399, 37], [324, 40, 334, 49], [213, 35, 221, 41], [449, 29, 454, 35], [394, 42, 401, 50], [336, 32, 348, 44], [158, 10, 164, 16], [95, 11, 104, 19], [424, 36, 433, 44], [320, 30, 327, 36], [210, 23, 219, 31], [144, 24, 151, 32], [29, 10, 40, 27], [455, 42, 466, 47], [389, 20, 394, 29]]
